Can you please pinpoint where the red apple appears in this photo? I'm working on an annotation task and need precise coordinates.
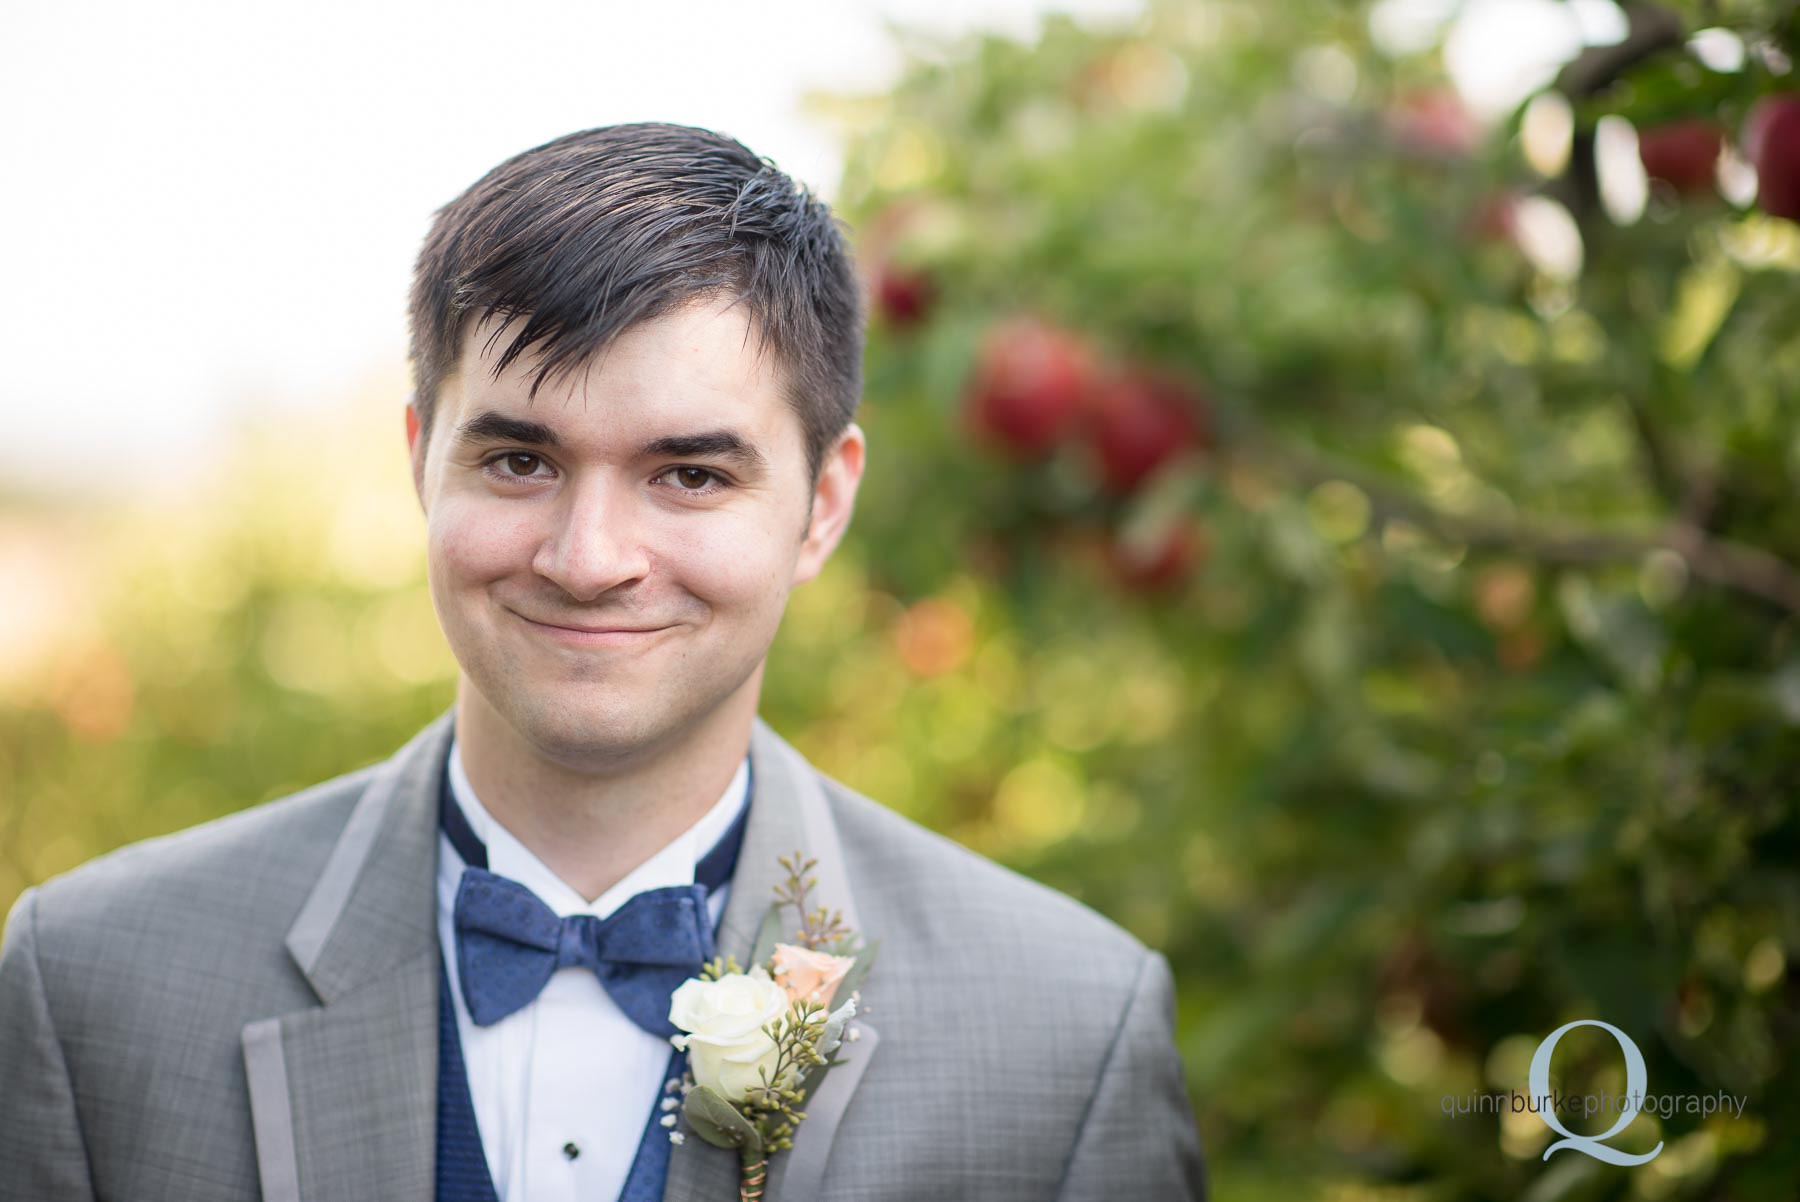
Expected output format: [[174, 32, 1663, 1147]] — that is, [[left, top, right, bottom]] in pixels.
[[964, 318, 1096, 458], [1745, 93, 1800, 222], [1386, 87, 1482, 158], [1081, 366, 1208, 495], [874, 261, 936, 328], [1638, 119, 1724, 195], [1465, 191, 1520, 244], [1107, 520, 1208, 593]]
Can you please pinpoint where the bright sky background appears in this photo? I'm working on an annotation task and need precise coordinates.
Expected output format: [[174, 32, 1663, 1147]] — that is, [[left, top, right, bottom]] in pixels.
[[1, 0, 1144, 499], [2, 0, 1585, 501]]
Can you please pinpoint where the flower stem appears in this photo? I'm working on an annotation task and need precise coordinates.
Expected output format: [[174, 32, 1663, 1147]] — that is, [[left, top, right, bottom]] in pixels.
[[739, 1156, 768, 1202]]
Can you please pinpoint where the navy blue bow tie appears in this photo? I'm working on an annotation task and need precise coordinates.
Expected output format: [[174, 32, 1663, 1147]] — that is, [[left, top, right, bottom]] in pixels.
[[442, 760, 751, 1039]]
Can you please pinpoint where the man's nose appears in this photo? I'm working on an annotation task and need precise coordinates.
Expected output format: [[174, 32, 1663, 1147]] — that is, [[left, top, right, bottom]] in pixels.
[[533, 479, 652, 601]]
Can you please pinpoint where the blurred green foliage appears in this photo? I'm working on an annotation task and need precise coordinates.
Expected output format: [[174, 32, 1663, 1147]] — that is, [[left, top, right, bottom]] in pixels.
[[3, 1, 1798, 1198], [822, 0, 1799, 1197]]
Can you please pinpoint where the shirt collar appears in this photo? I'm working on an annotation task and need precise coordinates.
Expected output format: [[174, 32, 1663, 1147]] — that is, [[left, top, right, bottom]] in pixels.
[[445, 735, 750, 920]]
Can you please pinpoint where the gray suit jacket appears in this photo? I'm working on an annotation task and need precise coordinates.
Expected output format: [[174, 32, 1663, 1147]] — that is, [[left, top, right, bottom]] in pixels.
[[0, 709, 1206, 1200]]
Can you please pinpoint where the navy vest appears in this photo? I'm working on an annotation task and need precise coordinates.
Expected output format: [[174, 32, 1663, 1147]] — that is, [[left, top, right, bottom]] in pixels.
[[435, 755, 752, 1202]]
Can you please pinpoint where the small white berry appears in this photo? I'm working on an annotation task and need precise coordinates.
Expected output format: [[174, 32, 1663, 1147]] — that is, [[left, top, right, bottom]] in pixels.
[[660, 1114, 677, 1129], [668, 1132, 686, 1146], [664, 1078, 681, 1094], [846, 1027, 861, 1042], [660, 1097, 680, 1112]]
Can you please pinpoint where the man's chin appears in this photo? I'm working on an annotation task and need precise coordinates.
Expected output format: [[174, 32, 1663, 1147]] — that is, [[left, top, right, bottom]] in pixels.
[[502, 693, 678, 768]]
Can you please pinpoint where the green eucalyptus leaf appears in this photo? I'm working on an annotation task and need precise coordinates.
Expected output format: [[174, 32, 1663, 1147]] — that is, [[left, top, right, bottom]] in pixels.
[[678, 1109, 736, 1151], [796, 1049, 848, 1109], [750, 903, 786, 969], [682, 1086, 764, 1155], [826, 938, 881, 1011], [795, 1067, 827, 1110]]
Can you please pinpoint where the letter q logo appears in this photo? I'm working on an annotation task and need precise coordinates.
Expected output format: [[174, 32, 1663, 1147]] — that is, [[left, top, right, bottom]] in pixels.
[[1528, 1020, 1663, 1165]]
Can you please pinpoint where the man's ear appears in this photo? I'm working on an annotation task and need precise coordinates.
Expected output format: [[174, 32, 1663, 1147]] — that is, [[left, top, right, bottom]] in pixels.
[[792, 422, 866, 588], [404, 394, 427, 510]]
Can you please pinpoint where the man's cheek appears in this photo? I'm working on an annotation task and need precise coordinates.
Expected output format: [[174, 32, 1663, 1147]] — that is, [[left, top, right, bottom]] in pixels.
[[690, 535, 785, 598], [433, 505, 528, 577]]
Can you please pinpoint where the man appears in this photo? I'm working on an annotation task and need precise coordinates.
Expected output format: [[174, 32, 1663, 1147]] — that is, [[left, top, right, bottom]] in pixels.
[[0, 123, 1206, 1201]]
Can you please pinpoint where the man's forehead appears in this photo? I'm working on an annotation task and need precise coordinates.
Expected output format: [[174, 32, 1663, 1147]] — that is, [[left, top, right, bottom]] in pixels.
[[457, 297, 778, 384], [437, 303, 797, 468]]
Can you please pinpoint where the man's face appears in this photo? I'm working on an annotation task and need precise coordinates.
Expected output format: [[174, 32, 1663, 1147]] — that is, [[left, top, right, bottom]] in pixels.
[[406, 295, 863, 768]]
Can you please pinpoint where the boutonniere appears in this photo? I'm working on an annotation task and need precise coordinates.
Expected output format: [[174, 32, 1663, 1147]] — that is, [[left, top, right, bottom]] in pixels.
[[665, 852, 877, 1201]]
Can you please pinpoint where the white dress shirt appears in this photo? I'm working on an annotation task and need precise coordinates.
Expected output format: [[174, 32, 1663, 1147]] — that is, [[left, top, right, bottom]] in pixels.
[[435, 737, 750, 1202]]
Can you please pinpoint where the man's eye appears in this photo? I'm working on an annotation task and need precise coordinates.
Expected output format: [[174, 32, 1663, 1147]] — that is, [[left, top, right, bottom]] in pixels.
[[486, 453, 548, 480], [658, 466, 729, 495], [481, 457, 728, 495]]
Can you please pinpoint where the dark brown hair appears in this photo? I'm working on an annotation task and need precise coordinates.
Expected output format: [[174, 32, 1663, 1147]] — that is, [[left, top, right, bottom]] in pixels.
[[407, 123, 864, 488]]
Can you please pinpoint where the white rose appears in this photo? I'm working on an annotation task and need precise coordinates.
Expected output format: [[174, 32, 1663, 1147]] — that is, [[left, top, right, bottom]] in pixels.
[[668, 965, 792, 1103]]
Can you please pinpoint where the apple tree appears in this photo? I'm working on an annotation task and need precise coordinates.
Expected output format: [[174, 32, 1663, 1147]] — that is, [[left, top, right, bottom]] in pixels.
[[803, 0, 1800, 1196]]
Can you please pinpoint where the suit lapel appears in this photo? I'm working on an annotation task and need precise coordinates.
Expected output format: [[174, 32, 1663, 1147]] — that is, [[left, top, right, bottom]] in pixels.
[[236, 708, 880, 1201], [663, 716, 882, 1202], [243, 711, 454, 1200]]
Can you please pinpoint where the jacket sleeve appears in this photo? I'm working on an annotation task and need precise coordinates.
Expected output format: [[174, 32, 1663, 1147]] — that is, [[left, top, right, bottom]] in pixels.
[[0, 887, 99, 1201], [1056, 949, 1208, 1202]]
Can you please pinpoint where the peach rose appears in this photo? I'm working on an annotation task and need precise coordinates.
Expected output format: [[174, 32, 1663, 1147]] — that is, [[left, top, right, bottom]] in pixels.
[[770, 942, 856, 1007]]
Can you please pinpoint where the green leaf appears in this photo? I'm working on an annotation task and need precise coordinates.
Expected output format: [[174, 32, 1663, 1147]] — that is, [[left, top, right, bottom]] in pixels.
[[795, 1055, 838, 1110], [826, 938, 881, 1011], [681, 1086, 764, 1156], [750, 903, 786, 969]]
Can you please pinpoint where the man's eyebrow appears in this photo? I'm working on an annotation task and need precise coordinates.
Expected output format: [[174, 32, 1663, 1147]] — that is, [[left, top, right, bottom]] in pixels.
[[638, 430, 769, 475], [454, 411, 562, 449]]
